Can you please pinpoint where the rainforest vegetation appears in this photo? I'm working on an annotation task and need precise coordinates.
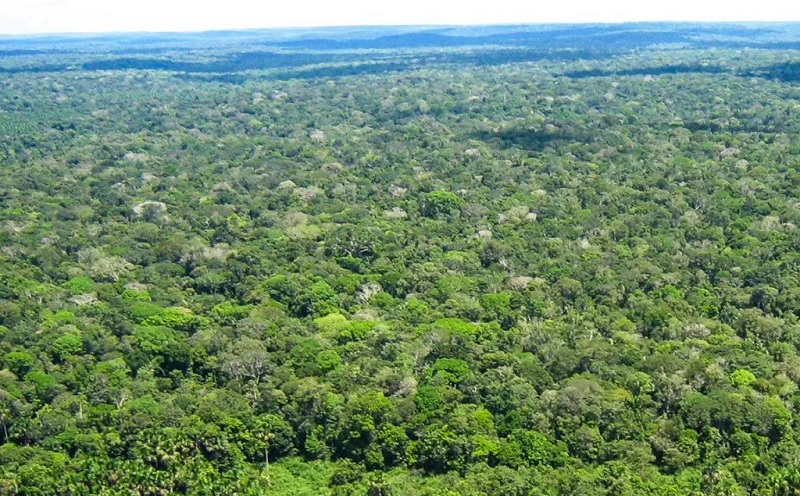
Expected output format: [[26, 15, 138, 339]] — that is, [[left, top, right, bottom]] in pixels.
[[3, 22, 800, 495]]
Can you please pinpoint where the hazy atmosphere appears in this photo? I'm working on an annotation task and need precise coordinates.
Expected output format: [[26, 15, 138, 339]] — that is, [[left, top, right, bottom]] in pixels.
[[2, 0, 800, 34]]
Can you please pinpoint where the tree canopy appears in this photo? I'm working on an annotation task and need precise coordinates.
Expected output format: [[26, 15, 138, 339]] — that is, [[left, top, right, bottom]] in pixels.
[[2, 22, 800, 495]]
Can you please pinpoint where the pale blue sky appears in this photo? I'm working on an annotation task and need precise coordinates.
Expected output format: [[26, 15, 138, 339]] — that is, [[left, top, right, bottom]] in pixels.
[[1, 0, 799, 35]]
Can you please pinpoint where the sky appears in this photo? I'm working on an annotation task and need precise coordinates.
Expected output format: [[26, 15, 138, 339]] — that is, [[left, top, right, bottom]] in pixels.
[[1, 0, 800, 35]]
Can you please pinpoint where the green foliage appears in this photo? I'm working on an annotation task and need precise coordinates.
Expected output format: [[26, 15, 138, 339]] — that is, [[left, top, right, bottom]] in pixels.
[[139, 306, 198, 332], [316, 350, 342, 373], [129, 302, 165, 322], [421, 190, 465, 218], [415, 385, 445, 412], [431, 318, 479, 338], [3, 351, 35, 376], [121, 288, 152, 301], [3, 23, 800, 495], [314, 313, 353, 339], [510, 430, 569, 467], [132, 326, 177, 354], [211, 300, 254, 324], [290, 339, 326, 377], [730, 369, 757, 388], [50, 333, 83, 362], [62, 276, 95, 295], [431, 358, 471, 384]]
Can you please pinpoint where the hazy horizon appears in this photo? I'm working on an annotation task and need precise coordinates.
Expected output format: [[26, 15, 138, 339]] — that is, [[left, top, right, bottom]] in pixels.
[[2, 0, 800, 36]]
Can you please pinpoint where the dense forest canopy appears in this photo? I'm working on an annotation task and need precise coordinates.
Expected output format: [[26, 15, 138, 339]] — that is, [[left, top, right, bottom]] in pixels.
[[2, 22, 800, 495]]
